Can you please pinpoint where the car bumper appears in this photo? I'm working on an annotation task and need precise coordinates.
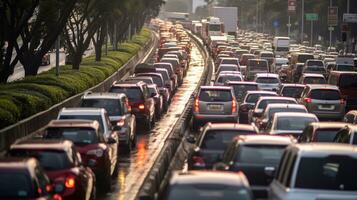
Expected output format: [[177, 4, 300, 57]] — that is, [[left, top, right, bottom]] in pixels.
[[309, 110, 345, 120], [193, 114, 238, 126]]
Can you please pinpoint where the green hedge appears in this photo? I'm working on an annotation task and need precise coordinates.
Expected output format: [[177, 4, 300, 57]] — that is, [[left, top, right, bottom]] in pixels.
[[0, 28, 151, 129]]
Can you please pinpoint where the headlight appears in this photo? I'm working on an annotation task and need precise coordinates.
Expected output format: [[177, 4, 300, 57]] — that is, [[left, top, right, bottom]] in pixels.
[[87, 149, 104, 157]]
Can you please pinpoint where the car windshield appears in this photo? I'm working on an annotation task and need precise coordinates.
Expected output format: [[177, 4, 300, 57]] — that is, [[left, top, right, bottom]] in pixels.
[[310, 89, 340, 100], [315, 129, 340, 142], [231, 85, 258, 101], [59, 115, 104, 133], [303, 77, 326, 84], [281, 87, 304, 98], [236, 145, 286, 165], [336, 65, 355, 71], [219, 66, 238, 72], [267, 108, 306, 119], [305, 66, 326, 73], [167, 185, 252, 200], [276, 116, 316, 131], [199, 89, 233, 102], [256, 77, 279, 84], [217, 75, 242, 83], [261, 53, 273, 58], [9, 150, 71, 171], [339, 74, 357, 89], [109, 87, 144, 102], [0, 172, 33, 198], [246, 93, 276, 104], [155, 64, 173, 75], [295, 156, 357, 190], [297, 55, 314, 63], [209, 24, 222, 31], [80, 99, 122, 116], [45, 128, 98, 144], [200, 130, 255, 150], [221, 60, 239, 65]]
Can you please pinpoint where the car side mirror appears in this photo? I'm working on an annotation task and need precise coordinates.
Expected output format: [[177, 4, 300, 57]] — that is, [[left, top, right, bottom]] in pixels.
[[186, 134, 196, 144], [107, 137, 117, 144], [212, 162, 229, 171], [264, 166, 276, 178]]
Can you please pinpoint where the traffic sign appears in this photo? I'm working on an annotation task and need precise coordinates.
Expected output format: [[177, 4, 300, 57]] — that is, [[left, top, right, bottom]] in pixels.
[[343, 13, 357, 23], [288, 0, 296, 14], [328, 26, 334, 31], [306, 13, 318, 21], [328, 7, 338, 26]]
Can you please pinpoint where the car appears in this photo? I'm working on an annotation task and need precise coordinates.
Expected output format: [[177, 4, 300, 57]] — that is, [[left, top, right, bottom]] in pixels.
[[269, 143, 357, 200], [272, 57, 289, 73], [259, 51, 274, 67], [224, 81, 258, 102], [219, 57, 240, 69], [214, 72, 243, 86], [147, 84, 164, 120], [0, 158, 55, 200], [278, 84, 305, 98], [298, 84, 346, 120], [216, 64, 239, 75], [343, 110, 357, 124], [267, 112, 319, 137], [239, 91, 278, 124], [187, 123, 258, 170], [240, 53, 255, 66], [125, 76, 154, 85], [156, 68, 174, 95], [253, 73, 281, 91], [331, 64, 355, 72], [328, 71, 357, 111], [302, 60, 328, 77], [299, 122, 348, 143], [246, 59, 269, 81], [257, 104, 308, 131], [109, 82, 155, 130], [163, 171, 254, 200], [192, 86, 238, 130], [219, 135, 295, 199], [160, 58, 183, 85], [288, 63, 305, 83], [80, 93, 136, 151], [298, 73, 326, 84], [9, 140, 96, 199], [334, 124, 357, 145], [153, 62, 178, 92], [43, 120, 118, 191], [248, 96, 297, 124]]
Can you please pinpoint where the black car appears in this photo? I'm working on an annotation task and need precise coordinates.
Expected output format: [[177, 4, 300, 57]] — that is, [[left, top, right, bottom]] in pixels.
[[219, 135, 294, 199]]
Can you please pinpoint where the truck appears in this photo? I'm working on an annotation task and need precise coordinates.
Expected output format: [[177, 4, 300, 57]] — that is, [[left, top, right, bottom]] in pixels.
[[210, 7, 238, 36], [202, 17, 224, 44], [273, 37, 290, 56]]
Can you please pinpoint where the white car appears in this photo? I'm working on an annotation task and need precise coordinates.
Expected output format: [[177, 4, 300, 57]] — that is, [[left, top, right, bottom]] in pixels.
[[254, 73, 281, 91]]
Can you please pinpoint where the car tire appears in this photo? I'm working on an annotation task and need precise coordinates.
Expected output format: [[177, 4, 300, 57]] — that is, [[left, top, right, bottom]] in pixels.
[[102, 168, 112, 193], [151, 113, 156, 127], [145, 117, 152, 131]]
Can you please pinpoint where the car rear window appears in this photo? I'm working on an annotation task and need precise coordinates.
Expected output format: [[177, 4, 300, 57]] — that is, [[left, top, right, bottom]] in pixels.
[[9, 150, 71, 171], [200, 130, 256, 150], [59, 115, 104, 134], [199, 89, 233, 102], [310, 89, 340, 100], [307, 61, 323, 66], [45, 128, 98, 144], [248, 60, 268, 71], [277, 117, 317, 131], [261, 53, 274, 58], [305, 66, 326, 73], [339, 74, 357, 89], [295, 156, 357, 190], [256, 77, 279, 84], [0, 172, 33, 198], [144, 75, 163, 87], [219, 66, 238, 72], [221, 59, 239, 65], [281, 86, 304, 98], [336, 65, 355, 71], [315, 129, 340, 142], [217, 75, 242, 83], [297, 55, 314, 63], [303, 77, 326, 84], [110, 87, 144, 102], [231, 85, 258, 100], [81, 99, 122, 116], [154, 64, 174, 75], [268, 108, 306, 119], [258, 99, 296, 109], [246, 93, 276, 104], [236, 145, 286, 165]]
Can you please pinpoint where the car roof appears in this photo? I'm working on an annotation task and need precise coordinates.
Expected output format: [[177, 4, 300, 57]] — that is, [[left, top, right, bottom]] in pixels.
[[306, 84, 339, 90], [255, 73, 279, 78], [274, 112, 317, 118], [11, 140, 73, 151], [288, 143, 357, 156], [281, 83, 305, 88], [154, 62, 173, 67], [205, 123, 256, 131], [112, 82, 145, 87], [258, 96, 296, 102], [59, 107, 105, 115], [265, 103, 306, 110], [329, 71, 357, 75], [82, 92, 125, 100], [200, 86, 232, 90], [302, 73, 325, 78], [226, 81, 258, 86], [0, 157, 39, 170], [236, 135, 294, 145], [221, 57, 239, 60], [246, 91, 277, 95], [46, 119, 100, 130], [308, 122, 348, 129], [170, 171, 249, 187]]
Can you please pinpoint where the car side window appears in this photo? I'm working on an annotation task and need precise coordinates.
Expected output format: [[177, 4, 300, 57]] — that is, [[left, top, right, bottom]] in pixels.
[[142, 86, 149, 99], [284, 154, 297, 188], [104, 113, 112, 130], [276, 150, 288, 183]]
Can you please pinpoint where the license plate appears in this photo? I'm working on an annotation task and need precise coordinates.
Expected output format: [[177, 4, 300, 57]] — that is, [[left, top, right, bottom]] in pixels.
[[318, 105, 335, 110], [208, 104, 223, 111]]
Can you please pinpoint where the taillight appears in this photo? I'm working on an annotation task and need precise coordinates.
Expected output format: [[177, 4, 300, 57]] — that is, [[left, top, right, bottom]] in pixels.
[[240, 104, 248, 112], [192, 156, 205, 168], [340, 99, 346, 105], [117, 119, 125, 127], [138, 104, 145, 110], [194, 97, 199, 112], [64, 176, 76, 189], [304, 98, 312, 103], [53, 194, 63, 200], [232, 98, 237, 113]]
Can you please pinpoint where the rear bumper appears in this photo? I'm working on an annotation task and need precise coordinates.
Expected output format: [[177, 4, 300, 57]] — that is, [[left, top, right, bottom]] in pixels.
[[309, 110, 345, 120], [193, 114, 238, 126]]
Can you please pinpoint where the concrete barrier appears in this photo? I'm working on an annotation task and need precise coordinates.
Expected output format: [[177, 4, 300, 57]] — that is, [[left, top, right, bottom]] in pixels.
[[0, 32, 158, 153]]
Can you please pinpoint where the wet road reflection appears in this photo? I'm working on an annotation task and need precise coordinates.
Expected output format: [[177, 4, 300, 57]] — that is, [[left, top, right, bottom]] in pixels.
[[98, 42, 204, 200]]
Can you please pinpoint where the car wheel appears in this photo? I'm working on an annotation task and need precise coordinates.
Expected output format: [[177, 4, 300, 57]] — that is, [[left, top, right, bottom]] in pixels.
[[145, 117, 152, 131], [131, 133, 137, 149], [102, 168, 112, 193]]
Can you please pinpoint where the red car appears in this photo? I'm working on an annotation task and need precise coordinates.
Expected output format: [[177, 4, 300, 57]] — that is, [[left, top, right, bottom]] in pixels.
[[9, 140, 96, 200], [43, 120, 118, 192]]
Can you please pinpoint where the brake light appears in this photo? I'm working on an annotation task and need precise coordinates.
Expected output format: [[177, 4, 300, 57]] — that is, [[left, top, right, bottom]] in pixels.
[[138, 104, 145, 110], [304, 98, 312, 103], [194, 97, 199, 112], [192, 156, 205, 167], [340, 99, 346, 105], [232, 98, 237, 113], [53, 194, 63, 200], [117, 119, 125, 127], [65, 176, 76, 189]]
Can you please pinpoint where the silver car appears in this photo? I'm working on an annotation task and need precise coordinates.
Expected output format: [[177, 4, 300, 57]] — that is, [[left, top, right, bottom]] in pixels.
[[269, 143, 357, 200], [253, 73, 281, 91], [192, 86, 238, 130], [299, 84, 346, 120]]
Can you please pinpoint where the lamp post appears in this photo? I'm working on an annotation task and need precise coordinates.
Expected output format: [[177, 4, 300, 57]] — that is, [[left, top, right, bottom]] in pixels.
[[301, 0, 304, 43]]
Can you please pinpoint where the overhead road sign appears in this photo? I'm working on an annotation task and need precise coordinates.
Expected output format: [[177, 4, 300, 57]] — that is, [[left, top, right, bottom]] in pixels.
[[328, 7, 338, 26], [343, 13, 357, 23], [306, 13, 318, 21]]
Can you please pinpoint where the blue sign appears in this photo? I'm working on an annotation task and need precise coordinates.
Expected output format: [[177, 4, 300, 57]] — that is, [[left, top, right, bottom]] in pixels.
[[273, 20, 280, 28]]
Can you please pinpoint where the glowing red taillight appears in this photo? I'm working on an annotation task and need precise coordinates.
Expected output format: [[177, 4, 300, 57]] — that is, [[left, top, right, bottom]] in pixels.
[[194, 97, 199, 113]]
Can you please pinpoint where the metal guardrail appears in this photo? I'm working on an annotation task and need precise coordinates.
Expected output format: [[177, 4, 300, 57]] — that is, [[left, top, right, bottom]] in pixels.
[[0, 32, 158, 153]]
